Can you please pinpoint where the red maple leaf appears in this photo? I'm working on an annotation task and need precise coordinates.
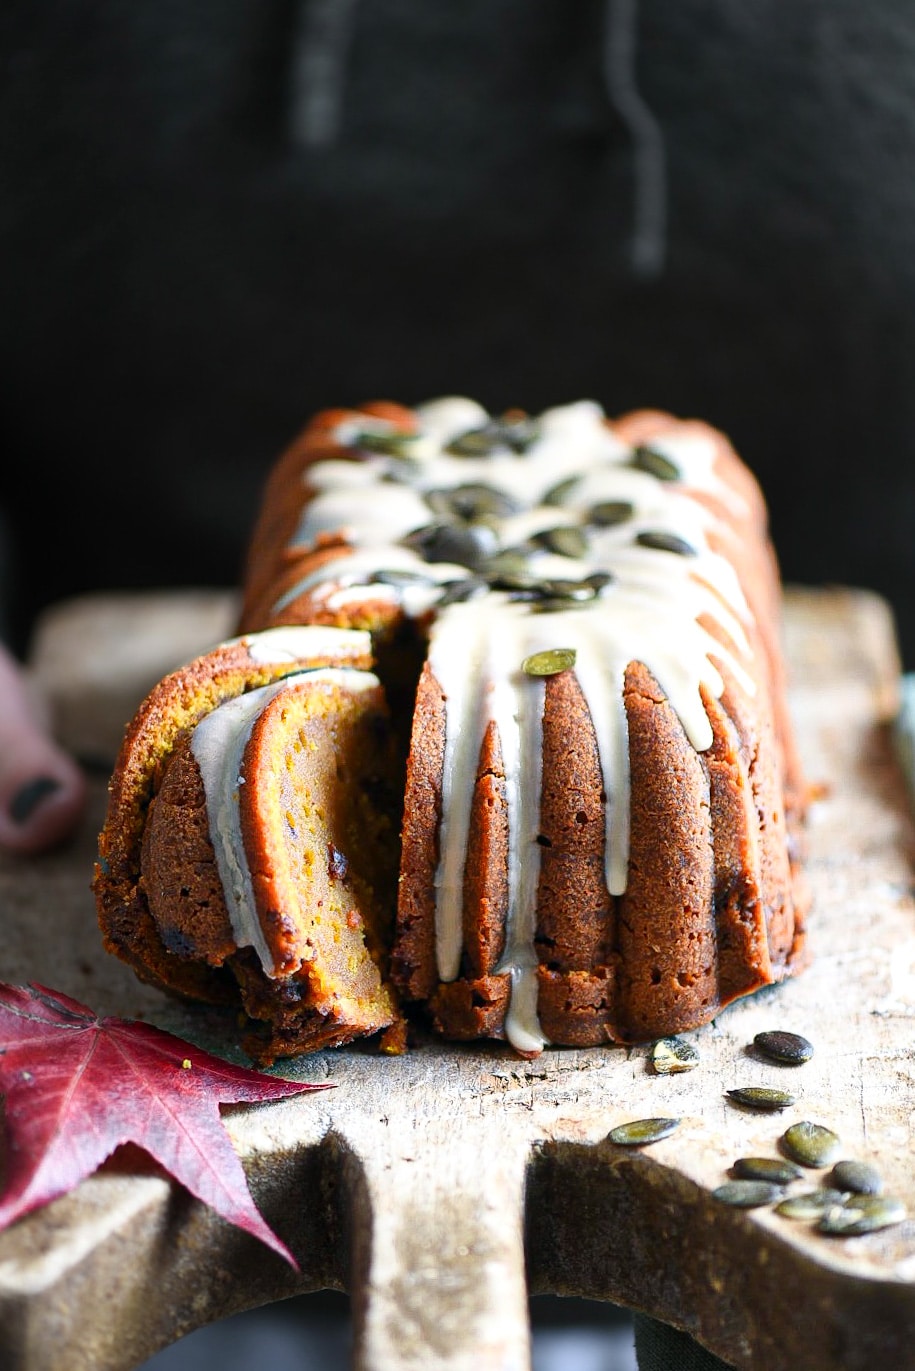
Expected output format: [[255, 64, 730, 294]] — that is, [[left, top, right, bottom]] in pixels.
[[0, 983, 331, 1266]]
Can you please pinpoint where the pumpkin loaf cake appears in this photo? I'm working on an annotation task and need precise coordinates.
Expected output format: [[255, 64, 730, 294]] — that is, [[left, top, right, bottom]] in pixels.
[[98, 397, 808, 1060]]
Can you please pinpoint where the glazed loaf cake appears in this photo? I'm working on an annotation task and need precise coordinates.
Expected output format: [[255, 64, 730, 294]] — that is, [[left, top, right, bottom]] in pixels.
[[97, 397, 807, 1061]]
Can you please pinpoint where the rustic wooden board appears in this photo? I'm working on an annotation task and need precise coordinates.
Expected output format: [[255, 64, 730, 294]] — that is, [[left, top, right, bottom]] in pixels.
[[1, 585, 913, 1371]]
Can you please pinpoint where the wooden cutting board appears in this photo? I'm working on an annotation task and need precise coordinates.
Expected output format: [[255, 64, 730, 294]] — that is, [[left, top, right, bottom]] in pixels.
[[1, 585, 913, 1371]]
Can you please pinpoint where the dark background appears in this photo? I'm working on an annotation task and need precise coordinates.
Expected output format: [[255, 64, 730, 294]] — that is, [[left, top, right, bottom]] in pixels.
[[3, 0, 915, 662]]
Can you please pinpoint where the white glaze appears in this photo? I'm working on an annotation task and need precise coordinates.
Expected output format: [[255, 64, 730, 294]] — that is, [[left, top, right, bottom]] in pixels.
[[191, 667, 380, 977], [224, 625, 372, 665], [273, 399, 761, 1051]]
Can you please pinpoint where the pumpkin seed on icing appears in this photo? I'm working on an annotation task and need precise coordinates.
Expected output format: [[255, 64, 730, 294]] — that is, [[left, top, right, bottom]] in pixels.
[[733, 1157, 803, 1185], [531, 525, 589, 559], [713, 1180, 784, 1209], [775, 1188, 849, 1221], [587, 500, 635, 527], [425, 483, 522, 522], [780, 1121, 841, 1169], [445, 416, 540, 457], [818, 1194, 906, 1236], [354, 430, 423, 458], [371, 569, 437, 587], [542, 475, 583, 507], [437, 578, 489, 607], [726, 1087, 796, 1112], [402, 522, 497, 568], [538, 578, 596, 602], [636, 531, 698, 557], [828, 1160, 883, 1196], [521, 648, 577, 677], [753, 1030, 814, 1065], [584, 571, 614, 592], [649, 1036, 699, 1074], [482, 551, 537, 583], [631, 444, 681, 481], [607, 1117, 681, 1147]]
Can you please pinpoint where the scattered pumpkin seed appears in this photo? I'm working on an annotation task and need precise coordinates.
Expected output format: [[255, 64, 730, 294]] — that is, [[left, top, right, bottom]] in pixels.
[[780, 1121, 842, 1169], [542, 475, 583, 507], [538, 578, 596, 601], [726, 1086, 797, 1112], [607, 1117, 681, 1147], [584, 571, 614, 591], [775, 1188, 850, 1221], [753, 1030, 814, 1066], [713, 1180, 785, 1209], [530, 597, 595, 614], [531, 525, 589, 559], [481, 550, 535, 582], [733, 1157, 803, 1185], [650, 1037, 699, 1075], [587, 500, 635, 527], [631, 445, 680, 482], [437, 578, 489, 607], [636, 530, 697, 557], [425, 483, 521, 522], [521, 648, 577, 677], [828, 1160, 883, 1196], [818, 1194, 906, 1237]]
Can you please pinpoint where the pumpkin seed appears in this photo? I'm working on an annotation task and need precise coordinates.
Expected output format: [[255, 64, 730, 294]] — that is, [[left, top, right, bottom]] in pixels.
[[733, 1157, 803, 1185], [538, 578, 596, 601], [529, 597, 595, 614], [425, 483, 521, 522], [775, 1188, 850, 1221], [726, 1087, 796, 1112], [446, 416, 540, 457], [542, 475, 583, 507], [649, 1037, 699, 1075], [355, 430, 423, 458], [403, 522, 497, 568], [481, 550, 535, 582], [780, 1121, 841, 1169], [753, 1030, 814, 1065], [818, 1194, 906, 1236], [713, 1180, 784, 1209], [828, 1160, 883, 1196], [631, 445, 680, 481], [437, 578, 489, 607], [587, 500, 635, 527], [636, 530, 697, 557], [521, 648, 577, 677], [584, 571, 614, 592], [607, 1117, 680, 1147], [531, 525, 589, 559], [371, 569, 436, 587]]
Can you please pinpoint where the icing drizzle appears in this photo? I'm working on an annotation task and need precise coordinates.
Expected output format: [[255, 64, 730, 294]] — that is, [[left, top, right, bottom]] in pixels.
[[274, 398, 759, 1052]]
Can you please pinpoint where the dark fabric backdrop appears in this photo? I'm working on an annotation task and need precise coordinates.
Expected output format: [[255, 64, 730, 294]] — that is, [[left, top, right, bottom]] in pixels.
[[3, 0, 915, 660]]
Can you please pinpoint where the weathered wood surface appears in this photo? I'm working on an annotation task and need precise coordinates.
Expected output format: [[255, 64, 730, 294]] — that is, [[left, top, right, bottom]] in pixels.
[[1, 585, 914, 1371]]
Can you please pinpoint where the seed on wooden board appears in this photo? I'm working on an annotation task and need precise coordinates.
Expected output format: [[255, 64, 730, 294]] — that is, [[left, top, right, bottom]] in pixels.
[[726, 1087, 796, 1112], [631, 445, 681, 481], [733, 1157, 803, 1185], [531, 525, 589, 559], [636, 530, 697, 557], [542, 475, 583, 507], [521, 648, 577, 677], [780, 1121, 842, 1169], [607, 1117, 681, 1147], [776, 1188, 850, 1221], [828, 1160, 883, 1196], [753, 1030, 815, 1065], [713, 1180, 785, 1209], [818, 1194, 906, 1236], [649, 1037, 699, 1075]]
